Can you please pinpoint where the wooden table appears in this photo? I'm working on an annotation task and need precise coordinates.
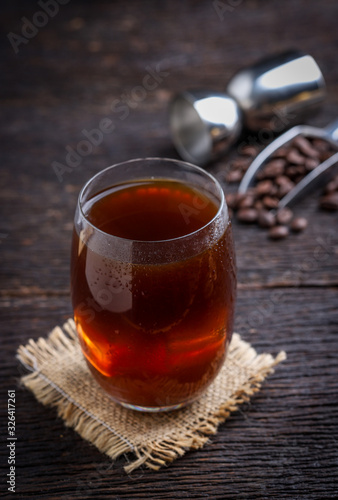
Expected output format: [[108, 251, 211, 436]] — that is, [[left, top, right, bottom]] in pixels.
[[1, 1, 338, 498]]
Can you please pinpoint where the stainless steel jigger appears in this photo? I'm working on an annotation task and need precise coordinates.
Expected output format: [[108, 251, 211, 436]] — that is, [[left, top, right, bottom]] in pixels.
[[169, 91, 242, 166], [169, 51, 326, 166]]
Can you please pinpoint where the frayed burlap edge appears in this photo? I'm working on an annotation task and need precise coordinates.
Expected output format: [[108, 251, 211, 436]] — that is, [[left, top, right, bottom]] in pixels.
[[17, 319, 286, 472]]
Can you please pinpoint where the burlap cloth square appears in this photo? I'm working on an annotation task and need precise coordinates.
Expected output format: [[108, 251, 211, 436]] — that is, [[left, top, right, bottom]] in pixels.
[[17, 319, 286, 473]]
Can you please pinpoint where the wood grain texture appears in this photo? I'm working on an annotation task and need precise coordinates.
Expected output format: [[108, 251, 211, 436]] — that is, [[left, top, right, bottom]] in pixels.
[[1, 0, 338, 498]]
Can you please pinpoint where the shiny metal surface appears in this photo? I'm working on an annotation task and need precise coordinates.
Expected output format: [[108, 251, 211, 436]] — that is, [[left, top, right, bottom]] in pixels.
[[227, 50, 326, 131], [169, 90, 242, 166]]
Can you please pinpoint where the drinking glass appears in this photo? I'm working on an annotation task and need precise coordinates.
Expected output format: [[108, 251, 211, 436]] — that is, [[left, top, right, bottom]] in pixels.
[[71, 158, 236, 411]]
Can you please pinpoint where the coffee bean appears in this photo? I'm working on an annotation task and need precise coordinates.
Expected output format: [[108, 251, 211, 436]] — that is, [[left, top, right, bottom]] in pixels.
[[271, 147, 289, 158], [305, 157, 320, 171], [292, 165, 307, 176], [312, 138, 331, 152], [238, 193, 256, 209], [287, 148, 306, 165], [291, 217, 308, 232], [268, 225, 289, 240], [240, 145, 260, 157], [285, 165, 306, 179], [237, 208, 258, 223], [225, 169, 243, 183], [262, 196, 279, 209], [278, 182, 294, 198], [258, 210, 276, 228], [275, 176, 295, 197], [292, 135, 320, 158], [325, 175, 338, 194], [261, 159, 285, 178], [275, 175, 291, 186], [270, 184, 279, 197], [255, 179, 274, 197], [254, 200, 264, 210], [320, 150, 335, 162], [319, 192, 338, 211], [276, 207, 293, 225]]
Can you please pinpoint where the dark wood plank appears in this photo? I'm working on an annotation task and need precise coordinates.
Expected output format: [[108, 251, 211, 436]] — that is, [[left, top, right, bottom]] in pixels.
[[1, 0, 338, 498]]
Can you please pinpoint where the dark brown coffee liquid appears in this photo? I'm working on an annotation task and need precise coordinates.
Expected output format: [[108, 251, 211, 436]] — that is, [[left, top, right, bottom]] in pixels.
[[85, 179, 218, 240], [71, 179, 236, 409]]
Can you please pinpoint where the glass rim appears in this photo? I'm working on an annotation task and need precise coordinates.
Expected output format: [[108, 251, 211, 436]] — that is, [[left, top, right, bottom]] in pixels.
[[77, 157, 227, 245]]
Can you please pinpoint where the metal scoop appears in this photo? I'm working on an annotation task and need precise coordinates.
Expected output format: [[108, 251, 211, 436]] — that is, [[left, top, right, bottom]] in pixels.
[[238, 120, 338, 208]]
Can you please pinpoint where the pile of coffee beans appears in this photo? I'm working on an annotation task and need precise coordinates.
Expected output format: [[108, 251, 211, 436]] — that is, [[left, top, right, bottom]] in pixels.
[[224, 136, 337, 240]]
